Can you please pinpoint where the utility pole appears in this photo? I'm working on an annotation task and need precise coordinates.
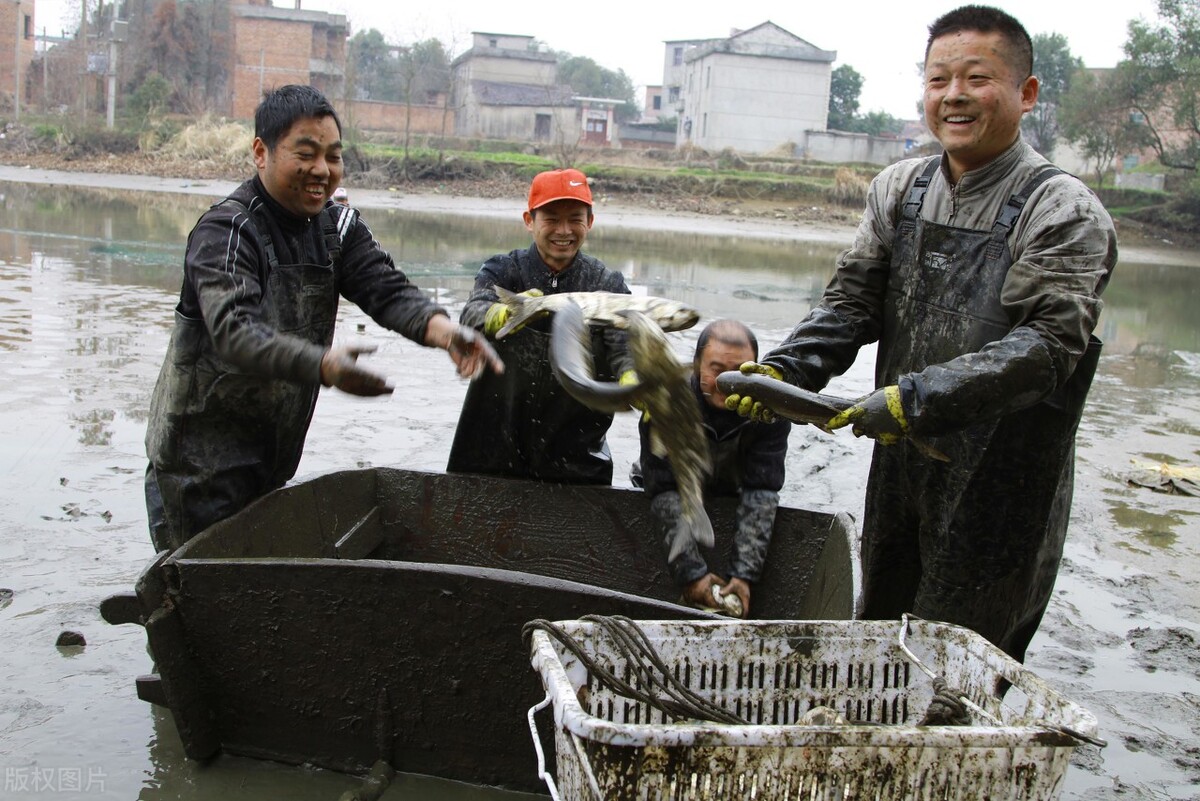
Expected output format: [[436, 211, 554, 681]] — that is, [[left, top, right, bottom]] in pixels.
[[105, 19, 124, 128], [13, 0, 21, 121], [78, 0, 87, 124]]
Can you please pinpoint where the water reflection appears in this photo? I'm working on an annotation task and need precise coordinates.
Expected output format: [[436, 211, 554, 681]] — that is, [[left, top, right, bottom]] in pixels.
[[1, 179, 1198, 800]]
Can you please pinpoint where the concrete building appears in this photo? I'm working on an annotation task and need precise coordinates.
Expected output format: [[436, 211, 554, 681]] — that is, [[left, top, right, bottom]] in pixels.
[[661, 37, 717, 117], [674, 21, 835, 155], [641, 84, 664, 121], [450, 31, 577, 144]]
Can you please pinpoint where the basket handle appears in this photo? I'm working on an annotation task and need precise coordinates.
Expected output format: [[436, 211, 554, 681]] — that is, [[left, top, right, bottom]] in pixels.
[[527, 692, 606, 801], [527, 693, 562, 801]]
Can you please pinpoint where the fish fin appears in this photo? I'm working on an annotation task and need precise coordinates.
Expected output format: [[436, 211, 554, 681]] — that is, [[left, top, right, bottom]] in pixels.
[[668, 525, 692, 562], [667, 510, 715, 562], [691, 508, 715, 549], [911, 437, 951, 463], [493, 286, 532, 340], [649, 428, 668, 458]]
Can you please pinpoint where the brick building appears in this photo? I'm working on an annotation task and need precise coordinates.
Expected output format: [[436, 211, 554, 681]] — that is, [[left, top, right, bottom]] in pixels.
[[228, 0, 347, 119], [0, 0, 36, 114]]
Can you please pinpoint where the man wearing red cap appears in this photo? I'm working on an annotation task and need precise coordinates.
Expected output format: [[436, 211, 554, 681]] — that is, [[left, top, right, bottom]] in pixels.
[[447, 168, 635, 483]]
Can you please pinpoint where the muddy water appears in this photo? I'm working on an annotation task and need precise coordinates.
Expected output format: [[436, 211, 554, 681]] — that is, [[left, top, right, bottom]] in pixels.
[[0, 179, 1197, 800]]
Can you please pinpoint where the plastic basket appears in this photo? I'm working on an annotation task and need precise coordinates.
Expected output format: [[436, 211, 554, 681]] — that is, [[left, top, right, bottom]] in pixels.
[[527, 618, 1099, 801]]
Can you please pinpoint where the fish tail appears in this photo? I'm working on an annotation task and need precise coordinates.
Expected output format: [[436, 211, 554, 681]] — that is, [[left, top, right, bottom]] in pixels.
[[670, 491, 715, 562], [493, 286, 536, 339], [689, 506, 715, 550]]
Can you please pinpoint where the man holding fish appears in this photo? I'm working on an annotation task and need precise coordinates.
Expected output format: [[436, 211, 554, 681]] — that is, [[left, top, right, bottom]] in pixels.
[[449, 168, 696, 483], [725, 5, 1116, 661]]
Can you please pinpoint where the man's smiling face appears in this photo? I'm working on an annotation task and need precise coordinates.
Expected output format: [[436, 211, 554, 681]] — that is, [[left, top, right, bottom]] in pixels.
[[923, 29, 1038, 181], [523, 199, 593, 272], [253, 114, 343, 218]]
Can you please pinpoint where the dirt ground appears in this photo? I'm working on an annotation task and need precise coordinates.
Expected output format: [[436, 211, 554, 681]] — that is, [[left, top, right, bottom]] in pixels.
[[2, 145, 1183, 251]]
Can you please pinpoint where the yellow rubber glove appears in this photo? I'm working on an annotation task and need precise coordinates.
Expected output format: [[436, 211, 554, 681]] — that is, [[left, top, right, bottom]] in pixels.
[[724, 361, 783, 423], [482, 288, 544, 337], [826, 385, 908, 445], [619, 370, 649, 420]]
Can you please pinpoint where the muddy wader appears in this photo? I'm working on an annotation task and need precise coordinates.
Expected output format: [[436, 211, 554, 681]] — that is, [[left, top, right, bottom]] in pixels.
[[447, 321, 619, 484], [145, 201, 350, 552], [861, 159, 1101, 661]]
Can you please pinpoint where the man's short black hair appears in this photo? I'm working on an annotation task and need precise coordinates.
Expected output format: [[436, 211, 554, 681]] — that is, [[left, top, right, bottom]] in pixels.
[[254, 85, 342, 150], [926, 5, 1033, 81], [694, 319, 758, 370]]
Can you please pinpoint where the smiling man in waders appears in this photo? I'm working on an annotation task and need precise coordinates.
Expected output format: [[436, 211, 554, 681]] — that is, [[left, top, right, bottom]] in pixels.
[[725, 5, 1117, 661], [447, 169, 635, 484], [144, 85, 502, 553]]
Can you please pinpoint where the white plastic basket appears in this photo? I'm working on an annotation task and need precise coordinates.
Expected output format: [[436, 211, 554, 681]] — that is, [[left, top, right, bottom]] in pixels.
[[527, 618, 1100, 800]]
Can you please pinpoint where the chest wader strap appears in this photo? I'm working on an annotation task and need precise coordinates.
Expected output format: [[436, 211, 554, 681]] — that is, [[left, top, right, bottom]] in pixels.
[[322, 203, 358, 263], [985, 167, 1065, 261], [898, 158, 941, 237], [222, 199, 355, 271]]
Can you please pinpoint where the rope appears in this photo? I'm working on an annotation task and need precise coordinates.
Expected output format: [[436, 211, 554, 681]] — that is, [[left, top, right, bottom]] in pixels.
[[918, 677, 972, 726], [523, 615, 749, 726]]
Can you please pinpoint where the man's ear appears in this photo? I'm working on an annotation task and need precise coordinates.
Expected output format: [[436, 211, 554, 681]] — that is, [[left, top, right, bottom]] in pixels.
[[522, 210, 534, 231], [1020, 75, 1040, 114], [252, 137, 268, 171]]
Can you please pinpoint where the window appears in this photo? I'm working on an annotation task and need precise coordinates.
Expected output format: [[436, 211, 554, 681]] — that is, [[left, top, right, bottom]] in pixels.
[[673, 47, 683, 66], [668, 87, 679, 103], [488, 38, 498, 48], [652, 96, 662, 110]]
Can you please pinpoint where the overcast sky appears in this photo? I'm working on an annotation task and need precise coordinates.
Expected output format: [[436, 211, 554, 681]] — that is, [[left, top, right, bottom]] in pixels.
[[37, 0, 1164, 120]]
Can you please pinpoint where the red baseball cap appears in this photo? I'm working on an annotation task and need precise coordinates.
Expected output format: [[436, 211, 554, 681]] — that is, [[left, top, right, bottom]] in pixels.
[[527, 168, 593, 211]]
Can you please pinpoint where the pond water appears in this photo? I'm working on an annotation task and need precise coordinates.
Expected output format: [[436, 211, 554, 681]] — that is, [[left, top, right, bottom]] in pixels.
[[0, 179, 1197, 800]]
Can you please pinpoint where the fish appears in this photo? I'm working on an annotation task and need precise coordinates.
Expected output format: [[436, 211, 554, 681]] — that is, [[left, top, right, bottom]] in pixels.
[[716, 371, 951, 462], [548, 300, 646, 413], [618, 309, 714, 561], [493, 286, 699, 340]]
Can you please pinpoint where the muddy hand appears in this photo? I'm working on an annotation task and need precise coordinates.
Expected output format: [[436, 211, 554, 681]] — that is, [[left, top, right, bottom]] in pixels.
[[724, 361, 782, 422], [321, 344, 393, 396], [449, 324, 505, 380], [826, 385, 950, 461], [483, 288, 543, 337], [826, 385, 907, 444]]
